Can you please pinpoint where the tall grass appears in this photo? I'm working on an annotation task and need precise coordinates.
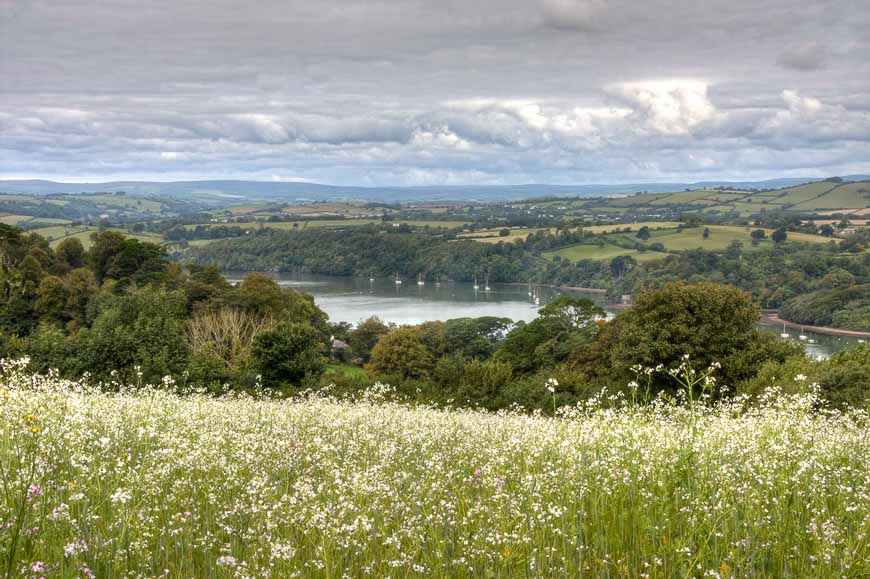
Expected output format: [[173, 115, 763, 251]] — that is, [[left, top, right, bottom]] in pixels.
[[1, 358, 868, 577]]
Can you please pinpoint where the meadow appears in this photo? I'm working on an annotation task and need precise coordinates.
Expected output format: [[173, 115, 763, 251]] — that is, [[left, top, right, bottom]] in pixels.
[[2, 359, 868, 577], [30, 226, 165, 249]]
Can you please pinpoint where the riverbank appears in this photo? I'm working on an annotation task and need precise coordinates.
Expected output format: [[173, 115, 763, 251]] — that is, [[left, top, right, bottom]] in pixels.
[[761, 312, 870, 338], [504, 282, 608, 294]]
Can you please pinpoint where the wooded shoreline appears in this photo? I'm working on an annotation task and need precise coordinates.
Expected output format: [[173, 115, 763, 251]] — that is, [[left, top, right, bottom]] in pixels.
[[760, 311, 870, 338]]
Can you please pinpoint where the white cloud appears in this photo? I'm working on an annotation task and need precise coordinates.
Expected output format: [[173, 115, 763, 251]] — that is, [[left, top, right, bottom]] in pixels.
[[606, 81, 717, 136]]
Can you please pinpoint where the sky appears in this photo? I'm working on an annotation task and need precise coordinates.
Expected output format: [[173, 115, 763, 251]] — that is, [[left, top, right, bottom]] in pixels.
[[1, 0, 869, 186]]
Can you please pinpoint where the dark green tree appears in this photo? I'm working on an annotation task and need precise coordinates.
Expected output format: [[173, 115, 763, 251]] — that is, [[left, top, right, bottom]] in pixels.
[[252, 322, 327, 387]]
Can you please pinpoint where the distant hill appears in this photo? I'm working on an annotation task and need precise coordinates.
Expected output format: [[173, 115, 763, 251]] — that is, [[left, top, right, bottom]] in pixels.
[[1, 176, 869, 204]]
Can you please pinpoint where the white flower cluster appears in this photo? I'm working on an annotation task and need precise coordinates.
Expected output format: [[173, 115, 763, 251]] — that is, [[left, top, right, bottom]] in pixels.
[[0, 360, 867, 576]]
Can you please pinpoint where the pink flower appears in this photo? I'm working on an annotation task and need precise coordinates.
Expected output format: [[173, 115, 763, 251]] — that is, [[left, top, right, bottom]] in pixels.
[[28, 484, 42, 497], [31, 561, 46, 573]]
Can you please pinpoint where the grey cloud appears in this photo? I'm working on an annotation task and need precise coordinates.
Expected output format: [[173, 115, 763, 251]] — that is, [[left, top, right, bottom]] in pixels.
[[1, 0, 869, 184], [777, 43, 828, 71], [539, 0, 606, 31]]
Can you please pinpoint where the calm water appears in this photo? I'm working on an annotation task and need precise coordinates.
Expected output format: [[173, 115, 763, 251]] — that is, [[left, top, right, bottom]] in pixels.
[[225, 272, 860, 359]]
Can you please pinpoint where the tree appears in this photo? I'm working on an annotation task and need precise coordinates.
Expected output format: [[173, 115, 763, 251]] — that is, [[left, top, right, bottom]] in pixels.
[[610, 255, 636, 279], [71, 287, 190, 383], [366, 326, 434, 379], [229, 273, 328, 333], [443, 316, 513, 360], [56, 237, 86, 270], [63, 268, 97, 329], [772, 227, 788, 243], [498, 228, 510, 237], [819, 224, 835, 237], [251, 321, 327, 387], [349, 316, 392, 362], [35, 275, 68, 324], [702, 227, 710, 239], [750, 229, 767, 241], [588, 282, 761, 393], [636, 226, 651, 241], [496, 297, 603, 373], [88, 230, 126, 282]]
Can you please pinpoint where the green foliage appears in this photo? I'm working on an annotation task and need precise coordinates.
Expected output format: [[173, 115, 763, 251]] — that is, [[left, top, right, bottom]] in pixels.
[[772, 227, 788, 243], [71, 287, 190, 383], [817, 345, 870, 409], [739, 344, 870, 410], [780, 285, 870, 330], [443, 316, 513, 359], [586, 283, 760, 392], [496, 297, 603, 373], [252, 321, 327, 387], [348, 316, 392, 362], [366, 326, 434, 379]]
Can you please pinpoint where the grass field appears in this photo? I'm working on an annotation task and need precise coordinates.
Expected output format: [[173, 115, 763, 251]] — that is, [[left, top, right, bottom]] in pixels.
[[544, 244, 668, 262], [621, 226, 764, 252], [464, 222, 683, 245], [83, 194, 165, 213], [460, 227, 551, 243], [619, 225, 830, 251], [188, 219, 468, 232], [2, 363, 867, 577], [544, 224, 833, 262], [31, 225, 165, 248], [793, 182, 870, 211]]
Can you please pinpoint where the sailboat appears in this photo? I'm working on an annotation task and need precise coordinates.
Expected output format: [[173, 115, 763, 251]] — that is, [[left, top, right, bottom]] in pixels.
[[394, 272, 402, 285], [780, 323, 789, 339], [417, 273, 425, 286], [527, 281, 533, 297], [533, 287, 540, 306], [798, 326, 808, 341], [472, 276, 479, 290], [369, 271, 375, 282], [484, 274, 491, 292]]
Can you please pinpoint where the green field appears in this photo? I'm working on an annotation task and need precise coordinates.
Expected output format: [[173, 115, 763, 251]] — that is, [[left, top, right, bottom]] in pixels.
[[581, 181, 870, 216], [544, 244, 668, 262], [543, 224, 833, 262], [83, 194, 165, 212], [4, 369, 867, 576], [793, 182, 870, 211], [188, 219, 468, 232], [31, 225, 165, 248], [755, 182, 835, 203], [464, 222, 684, 245], [460, 227, 551, 243]]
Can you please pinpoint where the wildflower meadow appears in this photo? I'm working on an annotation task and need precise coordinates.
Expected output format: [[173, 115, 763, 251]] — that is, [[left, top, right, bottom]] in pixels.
[[1, 358, 868, 577]]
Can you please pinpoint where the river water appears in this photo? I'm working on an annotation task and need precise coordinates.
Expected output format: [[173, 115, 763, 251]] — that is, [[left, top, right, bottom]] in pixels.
[[225, 272, 859, 359]]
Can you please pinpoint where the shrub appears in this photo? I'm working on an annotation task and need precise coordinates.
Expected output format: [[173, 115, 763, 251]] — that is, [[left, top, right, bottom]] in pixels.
[[252, 321, 327, 387]]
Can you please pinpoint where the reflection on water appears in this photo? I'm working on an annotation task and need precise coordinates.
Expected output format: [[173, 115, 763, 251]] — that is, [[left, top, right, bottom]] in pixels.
[[224, 272, 859, 359]]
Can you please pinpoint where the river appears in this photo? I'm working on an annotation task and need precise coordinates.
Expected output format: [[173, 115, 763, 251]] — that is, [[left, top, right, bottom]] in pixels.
[[224, 272, 861, 359]]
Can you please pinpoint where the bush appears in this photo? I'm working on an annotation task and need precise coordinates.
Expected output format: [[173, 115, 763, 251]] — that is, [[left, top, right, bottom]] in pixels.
[[252, 321, 327, 387], [584, 282, 761, 393], [366, 326, 435, 379]]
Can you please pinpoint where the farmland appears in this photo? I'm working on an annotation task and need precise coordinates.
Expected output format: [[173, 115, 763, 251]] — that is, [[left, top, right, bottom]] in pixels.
[[30, 225, 165, 248], [541, 224, 833, 263]]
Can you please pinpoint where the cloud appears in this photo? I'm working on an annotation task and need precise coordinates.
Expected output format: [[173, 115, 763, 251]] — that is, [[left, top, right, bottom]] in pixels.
[[1, 0, 869, 184], [606, 81, 717, 136], [777, 42, 828, 71], [539, 0, 606, 31]]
